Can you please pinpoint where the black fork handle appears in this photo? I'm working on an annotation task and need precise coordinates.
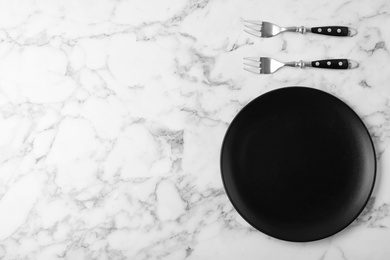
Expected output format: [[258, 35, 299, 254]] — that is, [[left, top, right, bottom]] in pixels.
[[310, 26, 351, 36], [311, 59, 351, 69]]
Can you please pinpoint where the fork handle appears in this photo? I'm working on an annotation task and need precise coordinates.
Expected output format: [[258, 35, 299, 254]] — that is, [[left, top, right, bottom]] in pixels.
[[311, 59, 350, 69], [310, 26, 350, 36]]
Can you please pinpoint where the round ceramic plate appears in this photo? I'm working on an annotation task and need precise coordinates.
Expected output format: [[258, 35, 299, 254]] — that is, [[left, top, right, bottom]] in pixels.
[[220, 87, 376, 242]]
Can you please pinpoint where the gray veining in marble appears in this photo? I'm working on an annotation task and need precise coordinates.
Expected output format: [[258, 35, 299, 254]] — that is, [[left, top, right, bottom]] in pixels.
[[0, 0, 389, 259]]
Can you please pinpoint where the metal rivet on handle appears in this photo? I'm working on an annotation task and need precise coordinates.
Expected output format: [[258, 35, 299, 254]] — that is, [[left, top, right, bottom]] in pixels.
[[327, 28, 332, 32], [316, 62, 320, 66], [318, 28, 322, 32], [339, 62, 343, 66], [327, 61, 331, 65], [337, 29, 341, 33]]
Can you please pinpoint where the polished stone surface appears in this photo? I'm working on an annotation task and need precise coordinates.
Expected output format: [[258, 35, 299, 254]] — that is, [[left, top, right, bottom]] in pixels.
[[0, 0, 389, 259]]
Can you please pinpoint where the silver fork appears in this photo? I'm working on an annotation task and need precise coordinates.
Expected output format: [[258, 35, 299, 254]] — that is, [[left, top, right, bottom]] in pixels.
[[244, 57, 359, 74], [244, 21, 357, 38]]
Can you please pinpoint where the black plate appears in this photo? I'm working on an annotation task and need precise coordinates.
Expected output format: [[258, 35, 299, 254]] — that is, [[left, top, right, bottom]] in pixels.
[[220, 87, 376, 242]]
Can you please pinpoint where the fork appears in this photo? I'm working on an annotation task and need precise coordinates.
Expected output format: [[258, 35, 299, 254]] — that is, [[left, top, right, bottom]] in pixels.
[[244, 57, 359, 74], [244, 21, 357, 38]]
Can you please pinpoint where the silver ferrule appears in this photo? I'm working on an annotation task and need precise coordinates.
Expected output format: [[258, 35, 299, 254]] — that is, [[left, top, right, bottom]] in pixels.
[[348, 60, 359, 69], [285, 60, 311, 69], [348, 28, 358, 36], [284, 26, 308, 34]]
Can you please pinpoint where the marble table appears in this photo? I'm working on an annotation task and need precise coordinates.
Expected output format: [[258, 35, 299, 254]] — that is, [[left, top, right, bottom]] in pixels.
[[0, 0, 389, 259]]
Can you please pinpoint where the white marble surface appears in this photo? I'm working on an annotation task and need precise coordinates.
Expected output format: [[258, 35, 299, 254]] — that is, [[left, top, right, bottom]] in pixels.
[[0, 0, 389, 259]]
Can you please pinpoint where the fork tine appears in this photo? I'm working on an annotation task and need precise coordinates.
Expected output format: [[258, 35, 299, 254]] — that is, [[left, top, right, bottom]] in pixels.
[[244, 29, 262, 37], [244, 57, 261, 62], [244, 62, 260, 68], [243, 20, 263, 25], [244, 24, 262, 32], [244, 67, 261, 74]]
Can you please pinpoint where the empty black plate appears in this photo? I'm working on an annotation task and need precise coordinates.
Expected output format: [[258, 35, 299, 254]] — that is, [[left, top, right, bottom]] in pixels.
[[220, 87, 376, 242]]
